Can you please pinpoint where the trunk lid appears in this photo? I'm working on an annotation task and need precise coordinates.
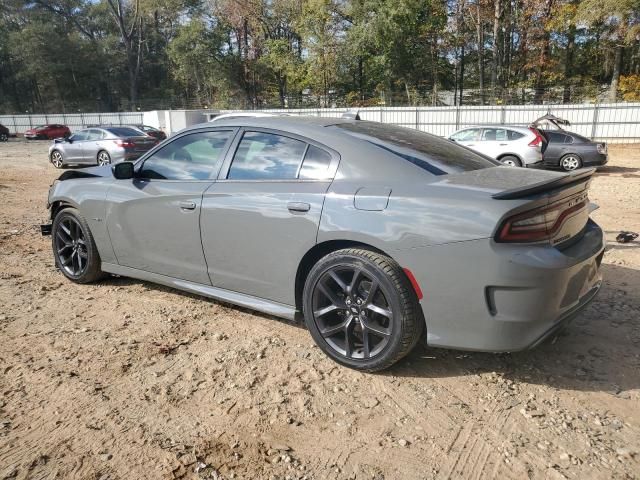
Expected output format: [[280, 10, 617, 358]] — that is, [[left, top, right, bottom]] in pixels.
[[437, 166, 594, 246]]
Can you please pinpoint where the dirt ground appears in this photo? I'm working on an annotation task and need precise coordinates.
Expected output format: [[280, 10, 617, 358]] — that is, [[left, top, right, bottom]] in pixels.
[[0, 139, 639, 480]]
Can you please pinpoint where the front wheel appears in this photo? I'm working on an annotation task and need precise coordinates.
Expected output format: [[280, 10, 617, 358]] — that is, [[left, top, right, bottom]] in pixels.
[[97, 150, 111, 166], [560, 154, 582, 171], [52, 208, 105, 283], [0, 133, 8, 142], [50, 150, 64, 168], [500, 155, 522, 167], [303, 248, 424, 372]]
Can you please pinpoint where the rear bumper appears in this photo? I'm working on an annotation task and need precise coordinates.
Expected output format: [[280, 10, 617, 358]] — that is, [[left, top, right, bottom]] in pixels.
[[394, 220, 605, 352], [584, 152, 608, 167]]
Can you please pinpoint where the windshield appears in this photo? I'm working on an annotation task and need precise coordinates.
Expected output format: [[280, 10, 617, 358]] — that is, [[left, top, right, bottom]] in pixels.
[[106, 127, 145, 137], [332, 122, 499, 175]]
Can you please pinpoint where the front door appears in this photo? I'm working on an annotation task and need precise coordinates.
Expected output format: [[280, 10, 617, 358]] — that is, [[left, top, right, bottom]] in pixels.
[[200, 129, 338, 306], [64, 130, 89, 162], [105, 129, 235, 284]]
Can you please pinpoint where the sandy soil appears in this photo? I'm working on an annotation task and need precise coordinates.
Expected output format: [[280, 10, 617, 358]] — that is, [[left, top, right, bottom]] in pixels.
[[1, 139, 639, 480]]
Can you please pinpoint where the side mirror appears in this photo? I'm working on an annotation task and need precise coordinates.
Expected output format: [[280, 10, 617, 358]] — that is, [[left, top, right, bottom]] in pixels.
[[112, 162, 135, 179], [54, 138, 64, 143]]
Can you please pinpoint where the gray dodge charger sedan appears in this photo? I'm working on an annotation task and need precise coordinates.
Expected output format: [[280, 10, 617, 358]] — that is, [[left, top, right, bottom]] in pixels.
[[42, 117, 604, 371]]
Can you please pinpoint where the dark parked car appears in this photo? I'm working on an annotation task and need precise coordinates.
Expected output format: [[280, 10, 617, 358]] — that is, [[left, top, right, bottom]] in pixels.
[[130, 124, 167, 141], [531, 114, 607, 171], [540, 131, 608, 171], [42, 117, 604, 372], [0, 123, 9, 142], [24, 124, 71, 140]]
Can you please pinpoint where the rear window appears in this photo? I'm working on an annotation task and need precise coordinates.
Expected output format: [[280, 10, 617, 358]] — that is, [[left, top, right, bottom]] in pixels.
[[105, 127, 144, 137], [333, 122, 499, 175]]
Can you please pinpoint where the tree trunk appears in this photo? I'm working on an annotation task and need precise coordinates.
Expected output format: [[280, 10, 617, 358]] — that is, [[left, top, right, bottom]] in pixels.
[[563, 26, 575, 104], [491, 0, 501, 101], [608, 45, 623, 102], [476, 2, 485, 105]]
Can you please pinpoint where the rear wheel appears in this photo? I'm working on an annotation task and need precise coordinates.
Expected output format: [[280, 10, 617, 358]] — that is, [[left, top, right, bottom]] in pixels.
[[303, 248, 423, 372], [560, 154, 582, 171], [50, 150, 64, 168], [500, 155, 522, 167], [97, 150, 111, 166], [52, 208, 104, 283]]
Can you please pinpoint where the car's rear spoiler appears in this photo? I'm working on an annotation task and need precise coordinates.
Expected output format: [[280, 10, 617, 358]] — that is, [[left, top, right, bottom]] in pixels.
[[492, 168, 595, 200]]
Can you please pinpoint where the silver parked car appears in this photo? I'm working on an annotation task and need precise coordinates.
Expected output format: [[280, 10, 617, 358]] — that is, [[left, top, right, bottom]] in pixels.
[[449, 125, 544, 167], [42, 117, 604, 371], [48, 127, 158, 168]]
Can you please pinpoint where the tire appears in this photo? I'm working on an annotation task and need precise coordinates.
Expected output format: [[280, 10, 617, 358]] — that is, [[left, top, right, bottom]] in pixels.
[[52, 208, 105, 283], [0, 133, 8, 142], [50, 150, 64, 168], [559, 154, 582, 171], [303, 248, 424, 372], [500, 155, 522, 167], [97, 150, 111, 166]]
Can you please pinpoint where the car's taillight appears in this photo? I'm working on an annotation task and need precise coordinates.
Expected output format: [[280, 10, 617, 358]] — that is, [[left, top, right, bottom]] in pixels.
[[496, 196, 588, 243], [528, 128, 544, 147], [114, 139, 135, 148], [597, 143, 607, 154]]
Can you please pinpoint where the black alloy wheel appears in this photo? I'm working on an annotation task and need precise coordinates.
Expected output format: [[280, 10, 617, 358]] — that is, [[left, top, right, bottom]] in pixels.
[[303, 248, 423, 372]]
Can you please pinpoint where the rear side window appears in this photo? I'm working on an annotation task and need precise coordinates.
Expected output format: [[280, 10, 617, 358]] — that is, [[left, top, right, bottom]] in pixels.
[[140, 131, 232, 180], [334, 122, 498, 175], [227, 132, 307, 180], [106, 127, 144, 137], [299, 145, 333, 179], [546, 132, 569, 143]]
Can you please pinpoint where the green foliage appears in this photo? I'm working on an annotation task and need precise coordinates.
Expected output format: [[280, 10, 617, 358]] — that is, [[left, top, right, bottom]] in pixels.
[[0, 0, 639, 112]]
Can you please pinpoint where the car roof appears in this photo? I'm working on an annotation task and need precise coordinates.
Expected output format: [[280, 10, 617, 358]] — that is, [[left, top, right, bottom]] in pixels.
[[455, 125, 532, 132], [187, 115, 350, 135]]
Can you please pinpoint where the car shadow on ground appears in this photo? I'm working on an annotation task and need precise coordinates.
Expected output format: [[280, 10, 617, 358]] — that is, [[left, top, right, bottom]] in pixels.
[[388, 263, 640, 395], [596, 165, 640, 175], [99, 263, 639, 393]]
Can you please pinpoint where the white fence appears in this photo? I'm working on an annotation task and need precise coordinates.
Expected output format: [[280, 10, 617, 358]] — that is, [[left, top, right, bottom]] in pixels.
[[0, 112, 144, 134], [2, 103, 639, 143], [226, 102, 640, 144]]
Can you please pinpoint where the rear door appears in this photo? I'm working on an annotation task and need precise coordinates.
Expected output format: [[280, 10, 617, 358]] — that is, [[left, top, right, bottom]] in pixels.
[[200, 129, 339, 305], [105, 129, 235, 284], [541, 131, 570, 166]]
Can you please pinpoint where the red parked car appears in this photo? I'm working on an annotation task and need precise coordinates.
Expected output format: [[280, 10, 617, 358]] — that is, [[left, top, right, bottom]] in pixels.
[[24, 124, 71, 140]]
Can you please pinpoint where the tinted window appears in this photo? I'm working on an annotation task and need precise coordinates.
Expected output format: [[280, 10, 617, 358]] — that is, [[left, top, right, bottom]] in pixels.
[[546, 132, 569, 143], [140, 131, 232, 180], [451, 129, 480, 141], [334, 122, 498, 175], [227, 132, 306, 180], [299, 145, 333, 179], [508, 130, 525, 140], [106, 127, 144, 137]]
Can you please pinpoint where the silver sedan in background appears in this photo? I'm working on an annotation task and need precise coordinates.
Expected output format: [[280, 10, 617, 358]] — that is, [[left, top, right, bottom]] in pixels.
[[48, 126, 158, 168], [449, 125, 544, 167]]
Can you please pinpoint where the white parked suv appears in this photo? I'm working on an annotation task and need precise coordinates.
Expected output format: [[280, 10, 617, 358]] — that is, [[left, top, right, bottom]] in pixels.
[[448, 126, 544, 167]]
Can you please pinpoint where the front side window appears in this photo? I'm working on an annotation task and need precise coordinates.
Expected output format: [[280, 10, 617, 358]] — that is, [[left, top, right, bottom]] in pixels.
[[227, 132, 307, 180], [139, 130, 232, 180], [451, 129, 479, 141], [87, 129, 104, 140], [71, 130, 89, 141]]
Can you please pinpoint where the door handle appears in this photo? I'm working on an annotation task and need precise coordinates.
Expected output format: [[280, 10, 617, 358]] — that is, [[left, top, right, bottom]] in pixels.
[[499, 143, 508, 146], [179, 201, 196, 210], [287, 202, 311, 213]]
